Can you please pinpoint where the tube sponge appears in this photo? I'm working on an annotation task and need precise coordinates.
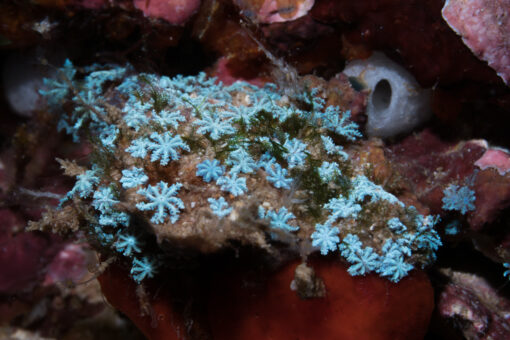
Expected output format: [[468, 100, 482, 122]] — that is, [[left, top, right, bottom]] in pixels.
[[343, 52, 432, 138], [2, 53, 48, 117]]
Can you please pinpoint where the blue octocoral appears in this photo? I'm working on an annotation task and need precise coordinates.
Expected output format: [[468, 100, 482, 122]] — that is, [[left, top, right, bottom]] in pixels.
[[216, 174, 248, 196], [264, 162, 292, 189], [131, 257, 158, 283], [194, 110, 236, 140], [196, 159, 224, 182], [92, 187, 119, 213], [147, 132, 190, 165], [43, 61, 443, 285], [311, 223, 340, 255], [263, 207, 299, 232], [208, 197, 232, 218], [283, 138, 308, 168], [136, 182, 184, 224], [64, 168, 100, 201], [442, 184, 476, 215], [115, 234, 141, 257], [120, 167, 148, 189]]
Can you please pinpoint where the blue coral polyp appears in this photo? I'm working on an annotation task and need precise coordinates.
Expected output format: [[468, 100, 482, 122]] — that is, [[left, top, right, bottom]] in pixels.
[[45, 60, 441, 284]]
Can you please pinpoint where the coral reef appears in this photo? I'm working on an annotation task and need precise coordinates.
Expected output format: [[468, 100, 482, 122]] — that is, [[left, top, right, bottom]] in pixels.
[[0, 120, 142, 339], [436, 269, 510, 339], [133, 0, 201, 25], [386, 130, 510, 232], [35, 60, 442, 285], [22, 55, 445, 338], [442, 0, 510, 85], [1, 0, 510, 339]]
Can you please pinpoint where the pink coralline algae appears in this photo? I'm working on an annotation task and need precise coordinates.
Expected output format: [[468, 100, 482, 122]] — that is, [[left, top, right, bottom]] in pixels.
[[43, 244, 89, 286], [475, 147, 510, 176], [133, 0, 201, 25], [442, 0, 510, 85], [233, 0, 314, 24], [257, 0, 314, 23]]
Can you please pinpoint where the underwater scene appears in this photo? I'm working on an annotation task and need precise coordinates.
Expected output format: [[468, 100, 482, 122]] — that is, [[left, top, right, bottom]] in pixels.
[[1, 0, 510, 339]]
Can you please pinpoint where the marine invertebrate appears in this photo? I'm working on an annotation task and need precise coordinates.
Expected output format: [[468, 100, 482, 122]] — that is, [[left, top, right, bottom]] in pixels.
[[387, 217, 407, 234], [240, 0, 315, 24], [343, 52, 432, 138], [194, 110, 236, 140], [37, 59, 442, 287], [504, 263, 510, 279], [378, 253, 414, 283], [145, 132, 189, 165], [265, 162, 293, 189], [264, 207, 299, 232], [122, 101, 151, 131], [324, 197, 362, 222], [208, 197, 232, 218], [345, 245, 380, 276], [216, 173, 248, 196], [130, 257, 158, 283], [39, 59, 76, 106], [120, 167, 149, 189], [137, 182, 184, 224], [226, 147, 258, 174], [442, 184, 476, 215], [444, 221, 460, 235], [311, 223, 340, 255], [115, 234, 142, 257], [63, 168, 100, 200], [196, 159, 224, 182], [98, 258, 435, 340], [318, 161, 341, 183], [321, 106, 362, 141], [320, 135, 348, 159], [283, 138, 308, 168], [92, 187, 119, 213], [475, 147, 510, 176]]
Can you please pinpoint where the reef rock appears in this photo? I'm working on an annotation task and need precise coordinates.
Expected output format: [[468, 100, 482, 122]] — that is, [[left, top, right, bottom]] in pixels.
[[437, 269, 510, 339], [442, 0, 510, 85]]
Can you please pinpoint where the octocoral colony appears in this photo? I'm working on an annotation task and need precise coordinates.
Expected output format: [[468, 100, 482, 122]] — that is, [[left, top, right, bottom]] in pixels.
[[40, 60, 442, 285], [4, 0, 510, 338]]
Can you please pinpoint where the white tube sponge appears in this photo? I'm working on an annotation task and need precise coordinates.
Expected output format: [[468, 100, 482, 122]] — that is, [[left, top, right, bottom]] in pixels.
[[2, 51, 51, 117], [343, 52, 432, 138]]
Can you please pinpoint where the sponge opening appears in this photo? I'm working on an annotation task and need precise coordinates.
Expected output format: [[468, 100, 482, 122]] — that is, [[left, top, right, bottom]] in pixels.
[[372, 79, 392, 111]]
